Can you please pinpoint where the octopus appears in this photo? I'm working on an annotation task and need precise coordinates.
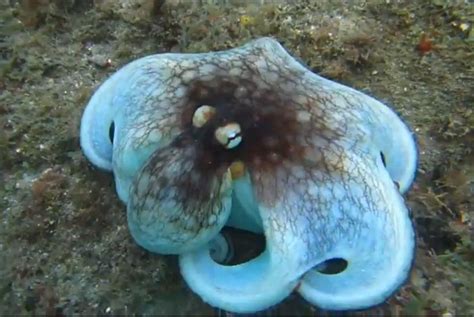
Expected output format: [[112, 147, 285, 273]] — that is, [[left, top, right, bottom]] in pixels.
[[80, 37, 418, 313]]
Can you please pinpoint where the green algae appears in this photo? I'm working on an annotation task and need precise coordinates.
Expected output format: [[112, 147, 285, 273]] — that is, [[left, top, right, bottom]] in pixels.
[[0, 0, 473, 315]]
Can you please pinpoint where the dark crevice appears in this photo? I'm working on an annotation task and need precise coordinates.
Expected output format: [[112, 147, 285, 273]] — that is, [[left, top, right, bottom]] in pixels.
[[108, 122, 115, 144], [380, 151, 386, 167], [217, 227, 265, 266], [315, 258, 348, 275]]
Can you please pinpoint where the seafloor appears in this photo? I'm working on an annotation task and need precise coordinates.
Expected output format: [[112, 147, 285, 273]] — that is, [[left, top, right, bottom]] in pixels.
[[0, 0, 472, 315]]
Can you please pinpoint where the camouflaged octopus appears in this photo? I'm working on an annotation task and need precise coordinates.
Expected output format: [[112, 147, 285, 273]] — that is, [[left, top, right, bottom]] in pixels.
[[80, 37, 418, 313]]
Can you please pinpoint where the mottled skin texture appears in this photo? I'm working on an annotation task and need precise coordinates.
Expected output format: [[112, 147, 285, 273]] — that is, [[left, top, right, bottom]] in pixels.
[[80, 38, 418, 313]]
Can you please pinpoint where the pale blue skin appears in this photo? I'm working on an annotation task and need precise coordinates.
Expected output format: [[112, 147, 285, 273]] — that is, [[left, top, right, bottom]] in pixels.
[[80, 38, 417, 313]]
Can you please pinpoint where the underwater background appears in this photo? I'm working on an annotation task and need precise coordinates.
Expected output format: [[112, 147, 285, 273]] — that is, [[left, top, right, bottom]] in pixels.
[[0, 0, 472, 315]]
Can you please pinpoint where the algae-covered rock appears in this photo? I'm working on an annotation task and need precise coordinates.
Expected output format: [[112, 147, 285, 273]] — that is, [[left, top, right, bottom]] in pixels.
[[94, 0, 164, 24]]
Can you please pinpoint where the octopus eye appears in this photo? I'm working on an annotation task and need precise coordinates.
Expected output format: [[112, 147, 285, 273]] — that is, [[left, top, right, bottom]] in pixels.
[[109, 121, 115, 143], [192, 105, 216, 128], [380, 151, 386, 167], [215, 122, 242, 149]]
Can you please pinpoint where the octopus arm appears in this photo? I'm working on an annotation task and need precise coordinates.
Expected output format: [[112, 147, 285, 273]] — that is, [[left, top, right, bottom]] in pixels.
[[179, 245, 296, 313], [360, 93, 418, 193], [323, 82, 418, 194], [302, 66, 418, 194], [80, 55, 185, 201], [296, 152, 415, 310], [179, 150, 414, 313], [127, 141, 233, 254], [79, 60, 144, 171], [179, 173, 294, 314]]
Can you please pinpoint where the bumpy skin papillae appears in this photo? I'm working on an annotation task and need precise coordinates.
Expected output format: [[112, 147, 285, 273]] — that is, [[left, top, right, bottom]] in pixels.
[[79, 37, 417, 313]]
